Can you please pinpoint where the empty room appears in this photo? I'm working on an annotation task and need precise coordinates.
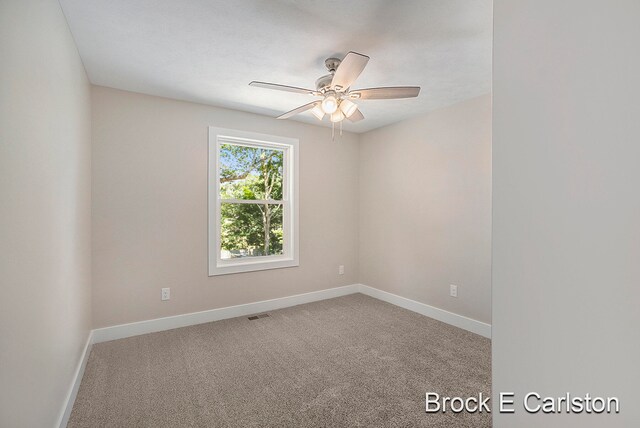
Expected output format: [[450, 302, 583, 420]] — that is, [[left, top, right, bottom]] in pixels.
[[2, 1, 638, 427]]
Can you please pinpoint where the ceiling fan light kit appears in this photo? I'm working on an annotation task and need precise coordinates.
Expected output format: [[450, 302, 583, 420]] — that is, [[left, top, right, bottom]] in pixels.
[[321, 93, 339, 114], [310, 103, 325, 120], [249, 51, 421, 139], [339, 98, 358, 118], [330, 110, 345, 123]]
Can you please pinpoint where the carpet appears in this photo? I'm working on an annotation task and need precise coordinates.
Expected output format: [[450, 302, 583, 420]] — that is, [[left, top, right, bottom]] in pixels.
[[68, 293, 491, 427]]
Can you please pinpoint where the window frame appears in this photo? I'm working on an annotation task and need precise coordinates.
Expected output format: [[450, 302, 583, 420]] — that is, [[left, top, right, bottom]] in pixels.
[[208, 127, 299, 276]]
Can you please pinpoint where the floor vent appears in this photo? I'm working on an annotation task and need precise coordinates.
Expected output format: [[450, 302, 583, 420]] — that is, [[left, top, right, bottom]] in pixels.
[[248, 314, 270, 320]]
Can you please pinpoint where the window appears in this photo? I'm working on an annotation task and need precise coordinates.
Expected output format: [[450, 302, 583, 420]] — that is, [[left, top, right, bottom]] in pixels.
[[208, 127, 299, 275]]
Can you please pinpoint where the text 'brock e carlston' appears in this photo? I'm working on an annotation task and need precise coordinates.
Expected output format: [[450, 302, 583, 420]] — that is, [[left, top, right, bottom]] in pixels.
[[425, 392, 620, 414]]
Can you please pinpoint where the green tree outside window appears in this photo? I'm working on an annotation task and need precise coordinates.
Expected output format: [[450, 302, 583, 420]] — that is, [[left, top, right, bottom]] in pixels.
[[219, 144, 284, 258]]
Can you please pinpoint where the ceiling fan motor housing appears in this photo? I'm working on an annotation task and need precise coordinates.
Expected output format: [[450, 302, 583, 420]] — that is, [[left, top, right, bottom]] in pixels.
[[315, 74, 334, 92]]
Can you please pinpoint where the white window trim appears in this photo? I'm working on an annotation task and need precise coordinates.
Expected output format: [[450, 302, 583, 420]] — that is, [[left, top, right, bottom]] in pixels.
[[208, 127, 299, 276]]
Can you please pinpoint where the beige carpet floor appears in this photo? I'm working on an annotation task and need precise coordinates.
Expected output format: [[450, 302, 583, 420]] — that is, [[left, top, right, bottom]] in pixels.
[[69, 293, 491, 427]]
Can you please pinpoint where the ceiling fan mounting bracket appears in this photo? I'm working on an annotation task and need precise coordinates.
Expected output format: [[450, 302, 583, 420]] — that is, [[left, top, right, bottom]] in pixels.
[[324, 57, 341, 73]]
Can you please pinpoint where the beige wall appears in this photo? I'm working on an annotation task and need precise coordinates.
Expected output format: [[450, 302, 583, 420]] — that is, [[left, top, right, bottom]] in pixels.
[[492, 1, 639, 426], [92, 87, 493, 329], [0, 0, 92, 426], [358, 95, 492, 324], [91, 86, 359, 328]]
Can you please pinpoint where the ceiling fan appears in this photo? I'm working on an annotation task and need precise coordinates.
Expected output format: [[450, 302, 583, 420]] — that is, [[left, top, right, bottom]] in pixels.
[[249, 51, 420, 125]]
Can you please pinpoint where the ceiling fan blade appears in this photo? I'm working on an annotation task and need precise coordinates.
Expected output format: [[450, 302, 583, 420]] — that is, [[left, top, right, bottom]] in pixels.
[[349, 86, 421, 100], [347, 108, 364, 122], [250, 81, 317, 95], [331, 51, 370, 91], [277, 101, 319, 119]]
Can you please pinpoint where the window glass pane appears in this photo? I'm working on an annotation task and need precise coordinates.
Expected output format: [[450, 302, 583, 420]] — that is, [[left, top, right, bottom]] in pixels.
[[220, 203, 284, 259], [219, 143, 283, 200]]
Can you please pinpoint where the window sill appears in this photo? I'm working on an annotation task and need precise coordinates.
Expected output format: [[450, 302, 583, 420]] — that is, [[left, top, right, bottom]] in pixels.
[[209, 257, 299, 276]]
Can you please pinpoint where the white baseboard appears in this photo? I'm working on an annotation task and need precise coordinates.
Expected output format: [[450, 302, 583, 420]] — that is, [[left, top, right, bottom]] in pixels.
[[91, 283, 491, 345], [92, 284, 360, 344], [357, 284, 492, 338], [57, 330, 93, 428]]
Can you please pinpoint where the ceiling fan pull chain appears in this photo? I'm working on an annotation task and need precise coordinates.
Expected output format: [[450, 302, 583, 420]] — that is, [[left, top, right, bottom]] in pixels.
[[340, 120, 343, 137], [332, 121, 335, 141]]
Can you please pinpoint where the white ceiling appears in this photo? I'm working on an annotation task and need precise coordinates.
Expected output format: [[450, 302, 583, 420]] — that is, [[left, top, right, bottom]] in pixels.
[[60, 0, 492, 133]]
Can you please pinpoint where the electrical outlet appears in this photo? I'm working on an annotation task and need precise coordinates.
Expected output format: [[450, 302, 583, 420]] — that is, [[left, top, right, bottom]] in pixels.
[[161, 288, 170, 301], [338, 265, 345, 275], [450, 284, 458, 298]]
